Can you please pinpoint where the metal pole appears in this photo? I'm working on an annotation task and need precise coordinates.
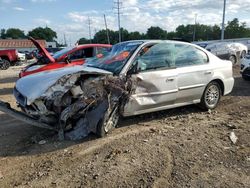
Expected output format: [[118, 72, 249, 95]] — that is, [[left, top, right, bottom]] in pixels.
[[193, 14, 197, 42], [104, 14, 110, 44], [88, 16, 92, 43], [117, 0, 121, 42], [221, 0, 226, 40]]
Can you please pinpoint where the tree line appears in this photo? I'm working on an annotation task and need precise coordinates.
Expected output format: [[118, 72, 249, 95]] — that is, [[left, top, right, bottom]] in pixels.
[[1, 18, 250, 45], [80, 18, 250, 44], [0, 27, 57, 42]]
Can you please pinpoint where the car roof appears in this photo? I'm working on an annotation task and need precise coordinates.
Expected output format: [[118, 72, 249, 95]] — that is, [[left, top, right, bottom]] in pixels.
[[76, 44, 112, 48]]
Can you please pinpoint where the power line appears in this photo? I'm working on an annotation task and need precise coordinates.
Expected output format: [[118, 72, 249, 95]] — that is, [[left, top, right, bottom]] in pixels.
[[114, 0, 123, 42]]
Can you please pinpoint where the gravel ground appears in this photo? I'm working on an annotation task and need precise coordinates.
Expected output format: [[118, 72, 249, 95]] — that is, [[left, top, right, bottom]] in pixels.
[[0, 65, 249, 188]]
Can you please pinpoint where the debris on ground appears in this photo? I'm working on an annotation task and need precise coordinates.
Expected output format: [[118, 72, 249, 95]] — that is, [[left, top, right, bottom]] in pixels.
[[38, 140, 46, 145], [229, 132, 238, 144]]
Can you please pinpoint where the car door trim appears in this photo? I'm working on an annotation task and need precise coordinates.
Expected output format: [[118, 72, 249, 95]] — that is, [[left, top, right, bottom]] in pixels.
[[178, 83, 206, 91], [132, 89, 178, 97]]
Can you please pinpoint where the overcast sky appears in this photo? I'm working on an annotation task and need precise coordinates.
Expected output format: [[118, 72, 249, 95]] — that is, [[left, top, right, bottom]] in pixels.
[[1, 0, 250, 44]]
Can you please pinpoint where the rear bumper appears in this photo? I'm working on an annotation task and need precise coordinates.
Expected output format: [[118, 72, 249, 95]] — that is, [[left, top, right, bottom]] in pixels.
[[223, 77, 234, 95], [0, 100, 56, 131]]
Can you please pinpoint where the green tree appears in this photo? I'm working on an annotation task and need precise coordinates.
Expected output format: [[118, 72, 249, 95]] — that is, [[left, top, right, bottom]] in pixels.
[[146, 26, 167, 39], [225, 18, 250, 38], [0, 29, 6, 39], [78, 37, 90, 44], [128, 31, 144, 40], [28, 27, 57, 41], [4, 28, 26, 39]]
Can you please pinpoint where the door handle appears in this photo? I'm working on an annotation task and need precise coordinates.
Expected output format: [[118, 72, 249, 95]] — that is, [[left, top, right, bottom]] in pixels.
[[204, 71, 212, 75], [166, 78, 175, 82]]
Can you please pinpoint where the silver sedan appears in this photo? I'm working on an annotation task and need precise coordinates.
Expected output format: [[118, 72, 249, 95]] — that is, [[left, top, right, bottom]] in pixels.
[[0, 40, 234, 139]]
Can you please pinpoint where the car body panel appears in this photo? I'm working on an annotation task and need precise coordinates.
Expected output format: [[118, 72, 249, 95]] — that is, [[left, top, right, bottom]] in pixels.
[[124, 68, 178, 115], [121, 41, 234, 116], [16, 65, 112, 105]]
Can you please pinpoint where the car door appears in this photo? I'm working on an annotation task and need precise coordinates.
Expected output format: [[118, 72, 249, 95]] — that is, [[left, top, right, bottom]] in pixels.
[[123, 43, 178, 116], [69, 47, 94, 65], [175, 43, 211, 103]]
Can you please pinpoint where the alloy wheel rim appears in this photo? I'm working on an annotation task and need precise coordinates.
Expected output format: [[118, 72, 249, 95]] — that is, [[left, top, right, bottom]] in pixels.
[[205, 85, 219, 107]]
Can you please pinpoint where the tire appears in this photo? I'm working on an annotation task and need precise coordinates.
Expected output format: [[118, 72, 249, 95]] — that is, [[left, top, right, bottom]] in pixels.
[[229, 55, 237, 65], [96, 106, 120, 137], [200, 81, 221, 110], [0, 59, 10, 70]]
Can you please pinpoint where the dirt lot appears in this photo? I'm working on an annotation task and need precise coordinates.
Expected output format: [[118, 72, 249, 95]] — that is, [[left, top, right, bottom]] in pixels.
[[0, 65, 249, 188]]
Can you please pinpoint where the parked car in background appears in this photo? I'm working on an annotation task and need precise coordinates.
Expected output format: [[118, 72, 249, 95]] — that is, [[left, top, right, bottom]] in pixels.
[[205, 42, 240, 64], [46, 47, 65, 56], [19, 37, 112, 77], [0, 40, 234, 139], [240, 54, 250, 80], [0, 49, 19, 66], [17, 52, 26, 62], [228, 42, 248, 58], [0, 57, 10, 70]]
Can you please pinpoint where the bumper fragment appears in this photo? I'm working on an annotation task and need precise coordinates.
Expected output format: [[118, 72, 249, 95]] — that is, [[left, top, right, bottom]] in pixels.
[[0, 100, 56, 131]]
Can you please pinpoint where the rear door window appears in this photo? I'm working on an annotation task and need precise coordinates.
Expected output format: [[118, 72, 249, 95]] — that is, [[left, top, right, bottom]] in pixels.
[[70, 47, 94, 60], [175, 44, 208, 67]]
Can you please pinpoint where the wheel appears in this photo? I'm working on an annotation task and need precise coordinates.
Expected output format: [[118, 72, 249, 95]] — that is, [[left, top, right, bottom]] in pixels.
[[96, 106, 120, 137], [0, 59, 10, 70], [200, 81, 221, 110], [241, 50, 246, 58], [229, 55, 237, 65]]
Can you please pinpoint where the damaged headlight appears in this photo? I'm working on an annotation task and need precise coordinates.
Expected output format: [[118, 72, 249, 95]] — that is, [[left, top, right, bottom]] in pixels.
[[13, 87, 27, 107]]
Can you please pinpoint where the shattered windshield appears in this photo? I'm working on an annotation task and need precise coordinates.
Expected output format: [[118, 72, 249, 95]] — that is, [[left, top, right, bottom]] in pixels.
[[53, 46, 75, 59], [86, 41, 143, 74]]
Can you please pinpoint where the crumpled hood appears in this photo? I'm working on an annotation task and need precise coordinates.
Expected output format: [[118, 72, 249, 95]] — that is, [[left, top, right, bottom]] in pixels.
[[15, 65, 112, 105]]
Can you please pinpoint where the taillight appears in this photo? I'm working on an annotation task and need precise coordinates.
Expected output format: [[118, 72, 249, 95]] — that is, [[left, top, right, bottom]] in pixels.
[[15, 50, 18, 56]]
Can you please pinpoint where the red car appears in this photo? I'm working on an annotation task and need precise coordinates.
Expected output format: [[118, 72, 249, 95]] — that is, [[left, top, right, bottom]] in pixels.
[[20, 37, 112, 77]]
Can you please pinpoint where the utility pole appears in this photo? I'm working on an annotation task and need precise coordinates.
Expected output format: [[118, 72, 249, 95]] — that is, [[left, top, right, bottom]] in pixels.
[[104, 14, 110, 44], [63, 33, 67, 46], [221, 0, 227, 40], [193, 14, 197, 42], [87, 16, 92, 43], [94, 28, 98, 43], [114, 0, 122, 42]]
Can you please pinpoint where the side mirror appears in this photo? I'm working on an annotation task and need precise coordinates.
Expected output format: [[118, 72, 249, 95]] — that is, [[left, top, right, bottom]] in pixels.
[[64, 55, 71, 64], [127, 61, 139, 75]]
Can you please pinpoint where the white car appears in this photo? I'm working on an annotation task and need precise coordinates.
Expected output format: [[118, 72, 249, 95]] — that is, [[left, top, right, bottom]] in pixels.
[[205, 42, 238, 64], [0, 40, 234, 139], [240, 54, 250, 80], [228, 42, 248, 58], [18, 52, 26, 61]]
